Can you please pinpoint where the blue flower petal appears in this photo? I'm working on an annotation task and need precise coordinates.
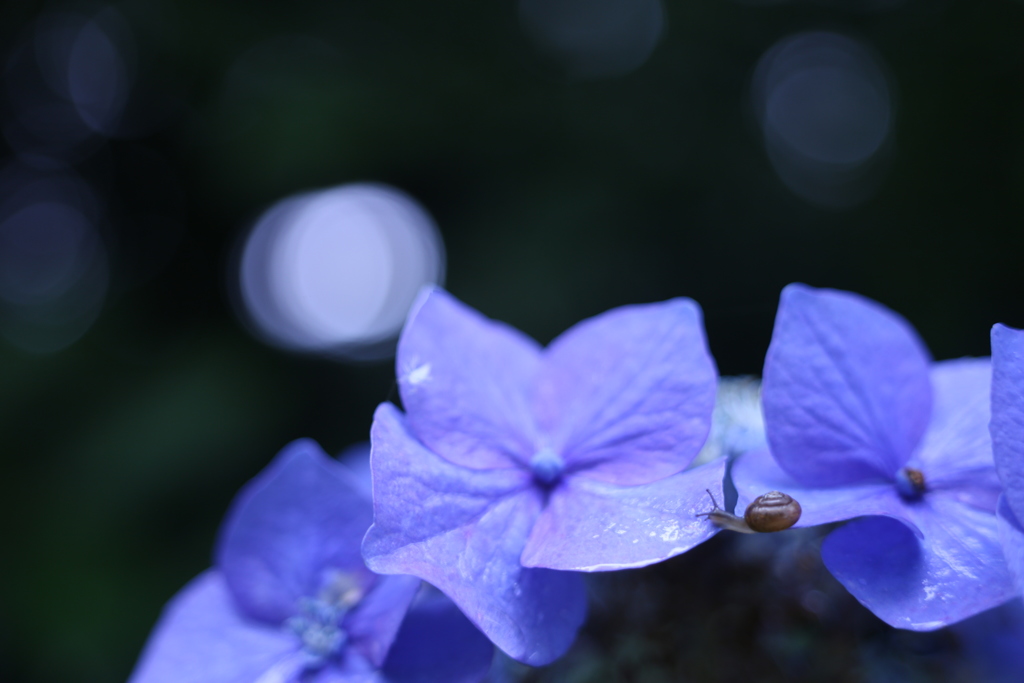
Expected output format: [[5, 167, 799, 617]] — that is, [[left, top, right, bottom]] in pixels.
[[345, 575, 421, 668], [916, 358, 1000, 511], [997, 495, 1024, 596], [521, 458, 726, 571], [991, 324, 1024, 522], [397, 287, 542, 470], [128, 571, 299, 683], [763, 284, 932, 486], [338, 441, 374, 498], [306, 661, 381, 683], [822, 496, 1016, 629], [217, 439, 375, 624], [381, 591, 495, 683], [536, 298, 717, 485], [732, 447, 917, 532], [362, 404, 586, 665]]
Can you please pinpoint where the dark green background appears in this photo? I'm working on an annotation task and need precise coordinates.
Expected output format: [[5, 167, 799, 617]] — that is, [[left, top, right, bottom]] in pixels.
[[1, 1, 1023, 681]]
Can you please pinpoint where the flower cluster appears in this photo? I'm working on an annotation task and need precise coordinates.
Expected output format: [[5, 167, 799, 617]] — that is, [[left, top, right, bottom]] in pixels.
[[362, 289, 725, 663], [130, 439, 493, 683], [731, 285, 1014, 628], [132, 283, 1024, 681]]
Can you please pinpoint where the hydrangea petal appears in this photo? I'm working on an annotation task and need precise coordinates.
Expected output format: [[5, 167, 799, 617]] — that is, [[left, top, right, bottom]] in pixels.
[[821, 495, 1016, 630], [128, 571, 298, 683], [762, 284, 932, 486], [338, 442, 373, 498], [381, 591, 495, 683], [306, 649, 389, 683], [997, 495, 1024, 596], [991, 324, 1024, 521], [732, 447, 915, 531], [535, 298, 717, 485], [916, 358, 1000, 512], [308, 663, 381, 683], [397, 288, 541, 470], [345, 575, 422, 667], [521, 458, 726, 571], [362, 403, 586, 665], [217, 439, 374, 623]]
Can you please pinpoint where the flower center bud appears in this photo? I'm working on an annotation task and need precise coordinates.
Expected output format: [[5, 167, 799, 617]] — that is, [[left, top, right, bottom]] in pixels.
[[895, 467, 926, 500], [529, 448, 565, 486], [318, 570, 366, 609], [287, 597, 348, 661], [286, 571, 370, 664]]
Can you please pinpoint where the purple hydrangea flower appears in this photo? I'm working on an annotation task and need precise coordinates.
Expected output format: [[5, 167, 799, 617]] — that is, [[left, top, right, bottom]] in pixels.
[[362, 288, 725, 664], [732, 284, 1015, 629], [129, 439, 494, 683], [991, 323, 1024, 595]]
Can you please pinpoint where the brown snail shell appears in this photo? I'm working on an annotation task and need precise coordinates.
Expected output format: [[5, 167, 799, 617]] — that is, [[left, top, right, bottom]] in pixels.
[[696, 489, 802, 534], [743, 491, 802, 533]]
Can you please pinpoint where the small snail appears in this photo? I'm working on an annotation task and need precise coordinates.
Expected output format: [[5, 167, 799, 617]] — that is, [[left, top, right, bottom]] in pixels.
[[695, 489, 801, 533]]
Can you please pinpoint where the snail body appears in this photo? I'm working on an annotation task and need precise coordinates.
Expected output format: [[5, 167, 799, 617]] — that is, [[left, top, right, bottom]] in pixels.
[[696, 489, 801, 534]]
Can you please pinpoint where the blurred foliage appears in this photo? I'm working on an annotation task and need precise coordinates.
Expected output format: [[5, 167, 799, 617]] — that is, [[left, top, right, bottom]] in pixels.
[[1, 0, 1023, 681]]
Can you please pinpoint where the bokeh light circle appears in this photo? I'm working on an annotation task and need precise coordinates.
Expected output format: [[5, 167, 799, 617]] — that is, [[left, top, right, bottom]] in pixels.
[[0, 165, 110, 353], [237, 183, 446, 360], [518, 0, 665, 79], [752, 31, 894, 208], [0, 203, 98, 307], [3, 9, 135, 165]]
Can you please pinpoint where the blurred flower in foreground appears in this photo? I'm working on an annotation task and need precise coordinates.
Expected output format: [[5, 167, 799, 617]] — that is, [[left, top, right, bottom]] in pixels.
[[991, 324, 1024, 595], [129, 439, 492, 683], [732, 284, 1014, 628], [363, 288, 723, 664], [692, 376, 767, 467], [235, 183, 445, 361]]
